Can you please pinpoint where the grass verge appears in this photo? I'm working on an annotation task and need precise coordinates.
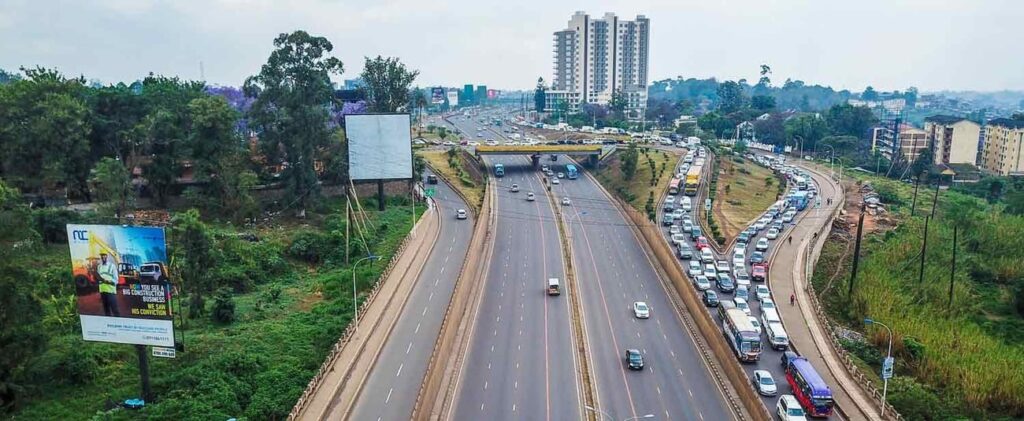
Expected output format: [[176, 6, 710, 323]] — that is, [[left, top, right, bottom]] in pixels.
[[594, 147, 680, 219], [419, 149, 484, 210], [712, 155, 781, 240]]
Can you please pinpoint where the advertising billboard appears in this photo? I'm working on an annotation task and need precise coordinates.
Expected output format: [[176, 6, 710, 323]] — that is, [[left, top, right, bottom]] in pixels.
[[346, 113, 413, 181], [487, 89, 499, 99], [67, 224, 175, 347], [431, 87, 445, 104], [447, 90, 459, 106]]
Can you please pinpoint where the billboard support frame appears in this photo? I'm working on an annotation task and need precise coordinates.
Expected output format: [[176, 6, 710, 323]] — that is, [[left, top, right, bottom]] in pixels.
[[136, 344, 153, 402]]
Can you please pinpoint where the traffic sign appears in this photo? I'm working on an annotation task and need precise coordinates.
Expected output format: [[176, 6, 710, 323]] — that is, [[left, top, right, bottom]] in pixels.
[[424, 188, 436, 197], [704, 198, 712, 211], [881, 356, 894, 379]]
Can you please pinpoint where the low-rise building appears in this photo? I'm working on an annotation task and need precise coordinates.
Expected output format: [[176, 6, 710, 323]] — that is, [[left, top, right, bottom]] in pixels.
[[872, 123, 928, 162], [923, 115, 981, 166], [981, 118, 1024, 175]]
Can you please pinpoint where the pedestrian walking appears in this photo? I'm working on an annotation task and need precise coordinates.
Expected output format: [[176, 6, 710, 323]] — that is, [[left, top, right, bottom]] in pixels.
[[790, 294, 795, 305], [788, 235, 792, 244]]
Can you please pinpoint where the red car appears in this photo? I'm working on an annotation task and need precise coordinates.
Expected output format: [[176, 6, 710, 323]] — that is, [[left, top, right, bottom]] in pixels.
[[752, 264, 767, 282], [696, 236, 709, 250]]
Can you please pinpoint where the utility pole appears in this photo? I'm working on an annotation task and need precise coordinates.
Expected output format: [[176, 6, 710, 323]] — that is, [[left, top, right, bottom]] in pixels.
[[849, 203, 867, 295], [910, 175, 921, 217], [949, 225, 957, 308], [930, 179, 940, 218], [919, 216, 930, 284]]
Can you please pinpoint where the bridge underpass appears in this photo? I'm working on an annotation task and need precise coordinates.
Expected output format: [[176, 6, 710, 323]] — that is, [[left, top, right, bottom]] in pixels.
[[474, 145, 609, 168]]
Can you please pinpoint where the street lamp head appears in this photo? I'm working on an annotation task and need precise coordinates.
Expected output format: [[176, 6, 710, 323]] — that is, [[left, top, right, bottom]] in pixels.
[[864, 318, 874, 325], [642, 415, 655, 419], [367, 255, 380, 260]]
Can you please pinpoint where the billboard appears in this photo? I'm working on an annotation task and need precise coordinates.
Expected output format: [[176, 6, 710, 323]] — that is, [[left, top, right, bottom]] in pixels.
[[431, 87, 445, 104], [447, 90, 459, 106], [67, 224, 175, 347], [346, 114, 413, 181], [487, 89, 499, 99]]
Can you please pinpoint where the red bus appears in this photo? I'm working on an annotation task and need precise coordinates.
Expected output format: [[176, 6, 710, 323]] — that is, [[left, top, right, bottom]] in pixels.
[[786, 357, 835, 417]]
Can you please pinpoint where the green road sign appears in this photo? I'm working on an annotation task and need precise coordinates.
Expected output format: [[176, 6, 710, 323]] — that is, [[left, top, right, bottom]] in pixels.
[[425, 188, 436, 197]]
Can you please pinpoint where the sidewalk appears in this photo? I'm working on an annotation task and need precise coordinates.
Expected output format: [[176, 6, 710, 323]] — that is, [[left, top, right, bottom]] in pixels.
[[293, 204, 440, 420], [769, 165, 879, 421]]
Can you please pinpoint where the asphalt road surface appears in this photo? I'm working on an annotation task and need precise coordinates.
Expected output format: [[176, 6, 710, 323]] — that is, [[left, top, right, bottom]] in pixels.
[[348, 170, 474, 421], [658, 151, 847, 420], [553, 156, 734, 421], [451, 156, 582, 421]]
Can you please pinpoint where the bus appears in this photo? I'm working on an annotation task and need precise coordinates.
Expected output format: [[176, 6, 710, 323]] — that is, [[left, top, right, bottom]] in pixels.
[[668, 178, 682, 195], [786, 357, 835, 417], [722, 308, 762, 362], [566, 164, 579, 180], [494, 163, 505, 177]]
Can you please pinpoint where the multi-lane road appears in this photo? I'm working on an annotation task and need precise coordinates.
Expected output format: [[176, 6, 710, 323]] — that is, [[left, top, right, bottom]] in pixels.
[[451, 156, 583, 421], [346, 170, 474, 421]]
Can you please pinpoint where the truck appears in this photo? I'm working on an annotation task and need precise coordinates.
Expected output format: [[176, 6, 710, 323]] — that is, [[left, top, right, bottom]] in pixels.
[[789, 191, 810, 211], [684, 165, 702, 196]]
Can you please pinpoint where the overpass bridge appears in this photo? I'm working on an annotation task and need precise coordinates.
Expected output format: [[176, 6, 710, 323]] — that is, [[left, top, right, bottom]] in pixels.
[[474, 144, 611, 167]]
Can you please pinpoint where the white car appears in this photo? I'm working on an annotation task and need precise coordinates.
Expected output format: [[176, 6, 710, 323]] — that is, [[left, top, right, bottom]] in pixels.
[[552, 178, 560, 185], [669, 224, 681, 235], [672, 209, 686, 219], [749, 316, 762, 334], [703, 264, 717, 280], [782, 211, 796, 223], [456, 209, 467, 220], [694, 275, 711, 291], [732, 252, 745, 268], [754, 219, 768, 231], [756, 238, 769, 252], [557, 172, 565, 179], [766, 228, 780, 240], [761, 298, 776, 311], [755, 285, 772, 301], [510, 184, 520, 192], [688, 260, 702, 277], [561, 197, 571, 206], [777, 395, 808, 420], [633, 301, 650, 319], [753, 370, 777, 396], [715, 260, 731, 274], [527, 192, 536, 201], [682, 222, 693, 233], [664, 195, 676, 207], [442, 141, 456, 146], [734, 297, 751, 315]]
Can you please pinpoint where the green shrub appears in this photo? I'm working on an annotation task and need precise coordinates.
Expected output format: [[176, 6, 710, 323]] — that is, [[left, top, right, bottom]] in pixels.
[[211, 288, 236, 324], [31, 208, 83, 243], [286, 230, 331, 264]]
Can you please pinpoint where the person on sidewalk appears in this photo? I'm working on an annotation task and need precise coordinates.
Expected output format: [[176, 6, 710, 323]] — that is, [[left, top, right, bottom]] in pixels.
[[790, 293, 795, 305], [788, 235, 792, 244]]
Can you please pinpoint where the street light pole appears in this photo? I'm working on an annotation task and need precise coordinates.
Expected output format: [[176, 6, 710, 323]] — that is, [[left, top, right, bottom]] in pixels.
[[352, 255, 380, 331], [584, 405, 613, 421], [865, 318, 894, 417]]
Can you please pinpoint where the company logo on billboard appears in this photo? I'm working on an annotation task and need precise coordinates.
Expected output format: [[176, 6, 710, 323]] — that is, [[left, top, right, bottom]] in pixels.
[[72, 230, 89, 242]]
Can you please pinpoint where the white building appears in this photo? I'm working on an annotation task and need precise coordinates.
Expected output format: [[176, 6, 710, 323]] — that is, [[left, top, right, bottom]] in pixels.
[[548, 11, 650, 119]]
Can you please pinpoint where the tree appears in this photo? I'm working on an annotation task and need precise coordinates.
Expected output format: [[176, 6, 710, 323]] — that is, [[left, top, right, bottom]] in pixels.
[[534, 77, 546, 112], [609, 91, 629, 118], [136, 75, 206, 207], [784, 114, 830, 149], [750, 95, 776, 111], [758, 64, 772, 87], [734, 139, 749, 154], [170, 209, 217, 310], [1004, 189, 1024, 216], [360, 56, 419, 113], [188, 95, 241, 196], [909, 148, 934, 180], [245, 30, 344, 217], [861, 86, 879, 101], [826, 103, 877, 138], [90, 157, 133, 217], [621, 143, 639, 180], [438, 127, 448, 142], [716, 81, 746, 114], [753, 114, 786, 145]]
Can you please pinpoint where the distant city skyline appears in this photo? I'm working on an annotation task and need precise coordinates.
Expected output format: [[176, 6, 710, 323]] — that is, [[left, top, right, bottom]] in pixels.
[[2, 0, 1023, 92]]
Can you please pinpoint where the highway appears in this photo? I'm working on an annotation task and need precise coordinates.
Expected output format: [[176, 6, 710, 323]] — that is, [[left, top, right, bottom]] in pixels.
[[657, 150, 847, 419], [450, 156, 582, 421], [554, 157, 734, 421], [347, 170, 474, 421]]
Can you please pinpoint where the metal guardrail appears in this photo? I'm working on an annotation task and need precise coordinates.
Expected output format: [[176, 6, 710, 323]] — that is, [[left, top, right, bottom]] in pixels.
[[474, 144, 603, 154]]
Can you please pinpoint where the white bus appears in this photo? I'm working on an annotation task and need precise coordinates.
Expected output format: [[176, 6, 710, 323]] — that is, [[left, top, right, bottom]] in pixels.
[[723, 308, 762, 362]]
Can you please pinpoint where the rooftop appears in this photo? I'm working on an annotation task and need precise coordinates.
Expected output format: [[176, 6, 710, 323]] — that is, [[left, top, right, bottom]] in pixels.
[[924, 114, 967, 125], [987, 118, 1024, 130]]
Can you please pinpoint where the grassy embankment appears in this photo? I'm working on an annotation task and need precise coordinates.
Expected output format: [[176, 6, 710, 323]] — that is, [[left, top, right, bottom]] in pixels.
[[11, 197, 422, 420], [594, 146, 680, 218], [418, 149, 484, 210], [712, 155, 783, 240], [810, 173, 1024, 420]]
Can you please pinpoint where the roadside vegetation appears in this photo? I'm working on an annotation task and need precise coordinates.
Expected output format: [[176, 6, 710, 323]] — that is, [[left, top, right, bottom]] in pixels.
[[594, 144, 680, 219], [419, 148, 484, 210], [712, 155, 781, 240], [811, 173, 1024, 419]]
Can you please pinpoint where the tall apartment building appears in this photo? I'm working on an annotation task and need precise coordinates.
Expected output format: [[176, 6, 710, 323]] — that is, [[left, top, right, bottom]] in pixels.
[[872, 124, 928, 162], [981, 118, 1024, 175], [547, 11, 650, 119], [923, 115, 981, 166]]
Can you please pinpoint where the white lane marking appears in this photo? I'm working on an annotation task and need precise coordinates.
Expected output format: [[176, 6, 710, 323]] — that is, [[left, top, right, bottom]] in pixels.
[[385, 388, 393, 403], [396, 363, 404, 377], [406, 342, 413, 354], [428, 291, 434, 301], [415, 323, 421, 333], [484, 381, 488, 390], [422, 306, 428, 316]]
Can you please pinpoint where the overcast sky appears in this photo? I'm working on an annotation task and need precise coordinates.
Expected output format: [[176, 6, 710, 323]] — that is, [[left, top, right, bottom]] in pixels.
[[2, 0, 1022, 93]]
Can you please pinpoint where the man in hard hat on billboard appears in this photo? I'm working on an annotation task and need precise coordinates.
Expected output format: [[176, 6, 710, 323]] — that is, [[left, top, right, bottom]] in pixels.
[[97, 252, 120, 317]]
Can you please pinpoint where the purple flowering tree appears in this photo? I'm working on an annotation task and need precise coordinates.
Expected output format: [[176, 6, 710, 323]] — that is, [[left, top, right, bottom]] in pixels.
[[205, 85, 255, 133]]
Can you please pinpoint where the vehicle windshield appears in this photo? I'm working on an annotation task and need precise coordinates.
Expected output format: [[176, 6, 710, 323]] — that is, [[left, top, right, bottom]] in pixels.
[[759, 376, 775, 385], [636, 303, 648, 311], [787, 407, 806, 416], [762, 301, 775, 310], [629, 353, 641, 362], [812, 398, 834, 408]]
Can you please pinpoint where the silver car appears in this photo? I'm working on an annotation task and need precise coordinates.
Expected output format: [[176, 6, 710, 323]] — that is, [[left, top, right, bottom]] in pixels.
[[753, 370, 778, 396]]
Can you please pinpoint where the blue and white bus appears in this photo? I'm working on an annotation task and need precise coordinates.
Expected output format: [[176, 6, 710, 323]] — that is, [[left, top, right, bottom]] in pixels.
[[566, 164, 579, 180], [722, 308, 762, 362], [494, 163, 505, 177]]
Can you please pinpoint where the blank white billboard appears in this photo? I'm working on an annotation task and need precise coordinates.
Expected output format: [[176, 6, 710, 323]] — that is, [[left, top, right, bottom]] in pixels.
[[346, 114, 413, 181]]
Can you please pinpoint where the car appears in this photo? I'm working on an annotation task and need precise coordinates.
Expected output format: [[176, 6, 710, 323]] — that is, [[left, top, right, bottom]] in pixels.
[[700, 247, 715, 263], [694, 275, 711, 291], [756, 237, 769, 252], [690, 226, 703, 240], [561, 197, 571, 206], [744, 227, 758, 237], [777, 395, 808, 421], [781, 351, 800, 368], [442, 141, 457, 146], [732, 252, 745, 268], [456, 209, 468, 219], [677, 244, 694, 260], [696, 236, 710, 249], [688, 260, 702, 277], [682, 222, 693, 233], [752, 264, 767, 282], [633, 301, 650, 319], [749, 316, 762, 335], [771, 221, 784, 231], [669, 224, 681, 235], [510, 184, 519, 192], [766, 228, 780, 240], [735, 285, 749, 301], [625, 349, 644, 370], [782, 211, 796, 223], [672, 209, 686, 219], [750, 251, 765, 264], [753, 370, 777, 396], [738, 232, 750, 244], [552, 178, 560, 185], [557, 172, 565, 179], [664, 195, 677, 207], [734, 269, 751, 287], [681, 215, 693, 225], [715, 260, 731, 273], [662, 214, 674, 227], [755, 284, 771, 301], [734, 298, 751, 315], [703, 263, 717, 280], [754, 219, 768, 231], [761, 298, 776, 311], [703, 290, 720, 307], [670, 233, 687, 246], [718, 274, 736, 293]]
